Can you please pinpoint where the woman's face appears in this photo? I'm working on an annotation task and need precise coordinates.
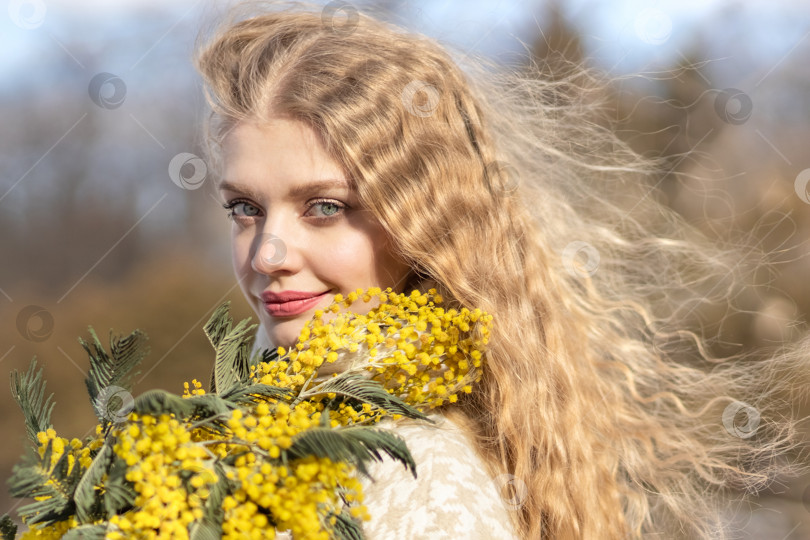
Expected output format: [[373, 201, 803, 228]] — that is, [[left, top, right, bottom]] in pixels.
[[218, 117, 413, 349]]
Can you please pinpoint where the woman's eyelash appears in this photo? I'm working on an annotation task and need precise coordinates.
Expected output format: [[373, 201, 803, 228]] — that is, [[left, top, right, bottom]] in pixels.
[[221, 198, 347, 221], [221, 198, 255, 220], [307, 198, 347, 219]]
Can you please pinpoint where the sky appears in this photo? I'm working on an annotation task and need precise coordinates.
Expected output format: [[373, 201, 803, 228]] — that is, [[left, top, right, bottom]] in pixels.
[[2, 0, 809, 81]]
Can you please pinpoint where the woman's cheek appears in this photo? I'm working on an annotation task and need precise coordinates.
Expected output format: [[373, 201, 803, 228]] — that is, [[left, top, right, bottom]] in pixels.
[[232, 239, 246, 269], [232, 235, 255, 277], [323, 235, 371, 274]]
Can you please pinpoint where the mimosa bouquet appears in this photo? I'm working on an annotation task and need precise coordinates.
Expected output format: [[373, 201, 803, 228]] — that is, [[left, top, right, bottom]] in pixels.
[[1, 287, 492, 539]]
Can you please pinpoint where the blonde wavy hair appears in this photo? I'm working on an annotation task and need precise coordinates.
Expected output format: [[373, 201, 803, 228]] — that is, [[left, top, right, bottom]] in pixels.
[[193, 1, 810, 537]]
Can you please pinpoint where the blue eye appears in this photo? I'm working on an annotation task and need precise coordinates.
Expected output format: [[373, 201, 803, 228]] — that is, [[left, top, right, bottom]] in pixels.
[[222, 199, 260, 220], [309, 200, 344, 218]]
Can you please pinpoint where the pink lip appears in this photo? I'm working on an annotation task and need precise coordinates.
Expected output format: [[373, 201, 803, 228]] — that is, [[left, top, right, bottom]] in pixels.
[[261, 290, 331, 318]]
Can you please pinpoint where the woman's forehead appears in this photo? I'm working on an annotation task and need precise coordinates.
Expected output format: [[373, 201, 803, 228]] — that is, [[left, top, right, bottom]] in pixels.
[[219, 119, 356, 192]]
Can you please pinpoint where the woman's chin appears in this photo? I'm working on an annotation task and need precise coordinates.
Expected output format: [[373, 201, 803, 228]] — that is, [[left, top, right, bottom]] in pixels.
[[265, 326, 301, 351]]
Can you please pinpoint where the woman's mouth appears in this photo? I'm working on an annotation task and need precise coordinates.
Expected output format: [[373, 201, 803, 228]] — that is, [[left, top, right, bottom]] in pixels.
[[261, 290, 331, 317]]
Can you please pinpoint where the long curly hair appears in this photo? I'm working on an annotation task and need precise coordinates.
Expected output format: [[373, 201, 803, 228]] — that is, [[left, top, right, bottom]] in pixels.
[[192, 2, 810, 537]]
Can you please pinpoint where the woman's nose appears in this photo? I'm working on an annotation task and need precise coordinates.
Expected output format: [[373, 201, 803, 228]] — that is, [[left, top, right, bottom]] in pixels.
[[251, 232, 295, 274]]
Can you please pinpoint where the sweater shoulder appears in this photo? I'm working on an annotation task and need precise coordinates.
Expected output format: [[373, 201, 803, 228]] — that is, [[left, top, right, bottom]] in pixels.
[[359, 413, 521, 539]]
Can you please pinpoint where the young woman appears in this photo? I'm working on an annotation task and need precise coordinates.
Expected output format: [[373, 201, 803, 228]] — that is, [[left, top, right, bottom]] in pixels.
[[194, 1, 809, 538]]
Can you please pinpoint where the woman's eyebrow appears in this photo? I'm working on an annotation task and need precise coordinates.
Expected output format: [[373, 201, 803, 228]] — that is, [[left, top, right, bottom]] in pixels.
[[217, 180, 261, 200], [217, 179, 351, 199], [287, 179, 351, 198]]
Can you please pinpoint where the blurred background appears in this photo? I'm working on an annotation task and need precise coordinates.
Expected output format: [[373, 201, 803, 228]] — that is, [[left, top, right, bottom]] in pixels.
[[1, 0, 809, 537]]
